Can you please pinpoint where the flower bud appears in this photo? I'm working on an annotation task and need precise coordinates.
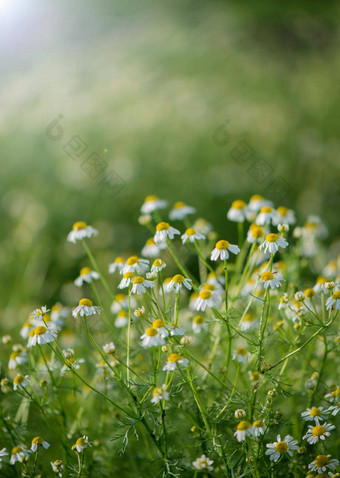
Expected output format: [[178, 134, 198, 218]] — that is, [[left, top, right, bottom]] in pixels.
[[234, 409, 246, 419]]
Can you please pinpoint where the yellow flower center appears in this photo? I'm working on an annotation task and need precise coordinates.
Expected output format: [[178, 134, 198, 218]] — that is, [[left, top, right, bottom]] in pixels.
[[199, 290, 212, 300], [12, 446, 23, 454], [232, 200, 246, 210], [266, 233, 278, 243], [167, 353, 182, 362], [34, 326, 47, 336], [243, 314, 254, 322], [13, 375, 25, 385], [236, 347, 248, 356], [75, 437, 86, 446], [332, 291, 340, 300], [79, 298, 93, 307], [250, 194, 263, 201], [174, 201, 185, 209], [316, 276, 325, 285], [173, 274, 185, 283], [260, 206, 272, 213], [80, 267, 92, 276], [115, 256, 124, 263], [203, 283, 215, 291], [304, 288, 316, 297], [32, 437, 44, 445], [250, 225, 264, 238], [250, 371, 260, 382], [261, 271, 274, 281], [194, 316, 205, 324], [277, 207, 288, 215], [145, 195, 158, 202], [275, 441, 288, 453], [216, 240, 229, 250], [152, 386, 162, 395], [309, 408, 322, 417], [314, 455, 330, 468], [237, 420, 251, 431], [145, 327, 158, 337], [332, 387, 340, 397], [152, 319, 166, 328], [133, 276, 145, 284], [72, 221, 87, 230], [117, 311, 127, 317], [10, 352, 20, 360], [126, 256, 139, 266], [153, 259, 163, 267], [156, 222, 170, 231], [185, 228, 196, 236], [312, 425, 326, 437], [123, 272, 134, 279], [115, 294, 126, 301], [253, 420, 264, 428], [146, 238, 155, 246]]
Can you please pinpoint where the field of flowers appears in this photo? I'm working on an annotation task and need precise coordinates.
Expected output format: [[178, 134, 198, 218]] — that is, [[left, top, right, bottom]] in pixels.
[[0, 194, 339, 477]]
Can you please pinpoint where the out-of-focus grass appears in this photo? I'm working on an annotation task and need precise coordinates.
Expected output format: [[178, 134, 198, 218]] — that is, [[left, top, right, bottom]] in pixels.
[[0, 0, 339, 321]]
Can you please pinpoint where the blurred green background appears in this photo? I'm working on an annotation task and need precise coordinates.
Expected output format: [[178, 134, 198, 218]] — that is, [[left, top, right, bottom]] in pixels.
[[1, 0, 339, 320]]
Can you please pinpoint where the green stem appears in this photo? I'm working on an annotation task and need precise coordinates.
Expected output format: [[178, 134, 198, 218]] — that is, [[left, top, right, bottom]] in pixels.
[[82, 239, 114, 300]]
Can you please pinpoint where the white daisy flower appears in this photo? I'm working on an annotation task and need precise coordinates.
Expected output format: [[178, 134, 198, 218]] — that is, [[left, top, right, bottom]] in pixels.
[[301, 406, 328, 425], [232, 347, 250, 364], [72, 436, 92, 453], [61, 349, 85, 373], [327, 403, 340, 416], [303, 423, 335, 444], [181, 228, 205, 244], [162, 353, 189, 371], [118, 272, 135, 290], [192, 315, 207, 333], [8, 351, 28, 370], [0, 448, 8, 463], [154, 222, 180, 244], [151, 384, 169, 404], [255, 207, 275, 226], [140, 327, 165, 348], [131, 276, 154, 294], [261, 271, 284, 289], [167, 274, 192, 293], [31, 437, 50, 452], [169, 201, 196, 220], [141, 195, 167, 214], [326, 291, 340, 310], [167, 323, 186, 336], [247, 195, 272, 214], [151, 258, 166, 274], [115, 311, 129, 328], [67, 221, 98, 243], [74, 267, 99, 287], [152, 319, 169, 338], [20, 322, 34, 339], [265, 435, 299, 462], [141, 238, 163, 258], [50, 303, 69, 324], [308, 455, 339, 474], [27, 325, 58, 347], [121, 255, 149, 275], [239, 313, 259, 331], [13, 375, 29, 391], [108, 256, 125, 274], [72, 298, 102, 318], [252, 419, 265, 437], [10, 446, 30, 464], [247, 224, 265, 244], [192, 454, 214, 471], [227, 200, 248, 223], [29, 306, 50, 322], [195, 290, 221, 312], [193, 218, 213, 235], [273, 206, 296, 226], [51, 460, 64, 476], [260, 233, 288, 254], [278, 293, 289, 310], [103, 342, 116, 354], [210, 240, 240, 261], [110, 294, 132, 312], [234, 421, 252, 442]]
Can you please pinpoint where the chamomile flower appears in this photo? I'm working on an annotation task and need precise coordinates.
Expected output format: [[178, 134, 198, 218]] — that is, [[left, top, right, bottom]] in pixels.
[[50, 303, 69, 325], [303, 423, 335, 444], [192, 455, 214, 471], [193, 218, 213, 235], [13, 375, 29, 391], [181, 228, 205, 244], [8, 351, 28, 370], [256, 207, 275, 226], [247, 195, 272, 214], [74, 267, 99, 287], [239, 313, 259, 331], [115, 311, 129, 328], [141, 327, 165, 348], [168, 323, 186, 336], [301, 407, 328, 425], [141, 238, 162, 257], [152, 319, 169, 338], [122, 256, 150, 275], [327, 403, 340, 416], [326, 291, 340, 310], [234, 421, 252, 442], [67, 221, 98, 243], [192, 315, 207, 333], [278, 293, 289, 310], [169, 201, 196, 220], [260, 233, 288, 254], [227, 200, 248, 222], [29, 306, 50, 322], [108, 256, 125, 274], [72, 299, 102, 318], [210, 240, 240, 261], [103, 342, 116, 354], [167, 274, 192, 293], [247, 224, 265, 244], [232, 347, 250, 364], [0, 448, 8, 463], [10, 446, 30, 464], [252, 419, 265, 437], [162, 353, 189, 371], [131, 276, 154, 294], [273, 207, 296, 226], [325, 386, 340, 403], [20, 322, 33, 339], [265, 435, 299, 462], [27, 325, 57, 347], [110, 294, 131, 312], [195, 290, 221, 312], [154, 222, 180, 244], [249, 371, 261, 385], [151, 258, 166, 274], [261, 271, 284, 290], [140, 195, 167, 214], [308, 455, 339, 474], [72, 436, 92, 453], [31, 437, 50, 452], [151, 384, 169, 404], [51, 460, 64, 477], [118, 272, 135, 289]]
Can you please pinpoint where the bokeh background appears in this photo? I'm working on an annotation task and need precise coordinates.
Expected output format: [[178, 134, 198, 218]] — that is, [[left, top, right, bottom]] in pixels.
[[1, 0, 339, 322]]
